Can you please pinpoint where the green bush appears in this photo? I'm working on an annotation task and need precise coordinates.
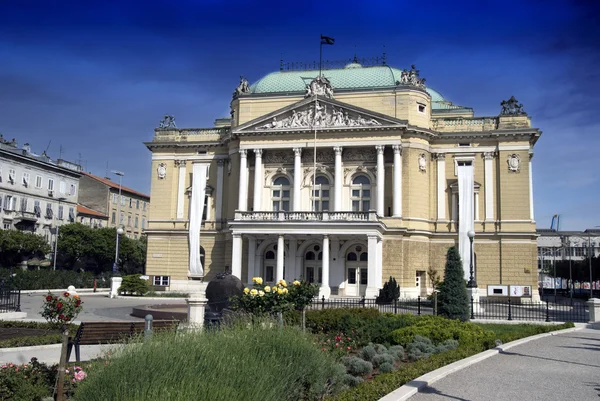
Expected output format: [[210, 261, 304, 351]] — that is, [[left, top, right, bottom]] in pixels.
[[372, 353, 395, 368], [387, 345, 405, 361], [379, 362, 394, 373], [476, 322, 575, 344], [0, 321, 79, 348], [118, 274, 150, 296], [73, 325, 346, 401], [405, 336, 457, 361], [375, 276, 400, 304], [437, 246, 470, 321], [0, 268, 110, 290], [360, 345, 377, 362], [389, 315, 495, 351], [343, 374, 364, 387], [340, 356, 373, 377]]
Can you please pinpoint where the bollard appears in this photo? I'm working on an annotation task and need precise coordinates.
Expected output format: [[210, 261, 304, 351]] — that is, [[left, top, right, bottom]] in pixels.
[[321, 295, 325, 310], [394, 298, 398, 314], [417, 296, 421, 315], [507, 298, 513, 321], [470, 296, 475, 320], [545, 300, 550, 322], [15, 289, 21, 313], [144, 314, 153, 339], [93, 279, 97, 293]]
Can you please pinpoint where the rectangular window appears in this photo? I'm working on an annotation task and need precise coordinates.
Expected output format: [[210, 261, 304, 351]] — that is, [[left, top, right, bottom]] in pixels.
[[127, 215, 132, 227], [35, 175, 43, 188], [0, 194, 2, 209], [136, 200, 140, 209], [134, 216, 139, 228], [111, 212, 116, 224], [143, 202, 147, 211], [68, 207, 75, 222], [59, 181, 66, 194], [20, 198, 28, 212], [120, 212, 124, 224], [48, 178, 54, 191], [70, 184, 76, 196], [22, 172, 30, 187], [58, 205, 64, 220], [129, 198, 133, 208], [0, 165, 2, 183], [46, 203, 53, 218], [121, 196, 126, 206], [417, 103, 426, 113], [34, 200, 41, 217], [3, 222, 9, 230], [141, 218, 146, 229], [153, 276, 170, 286], [8, 169, 16, 184], [112, 193, 117, 204]]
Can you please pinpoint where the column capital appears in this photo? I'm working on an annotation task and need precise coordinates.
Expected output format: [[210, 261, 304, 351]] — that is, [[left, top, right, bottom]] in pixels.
[[333, 146, 343, 156], [392, 144, 402, 154], [239, 149, 248, 157], [375, 145, 385, 154], [482, 152, 495, 160], [174, 159, 187, 167], [217, 159, 225, 166], [293, 148, 302, 157], [254, 149, 263, 157], [233, 232, 242, 239], [433, 152, 446, 160], [323, 234, 329, 240]]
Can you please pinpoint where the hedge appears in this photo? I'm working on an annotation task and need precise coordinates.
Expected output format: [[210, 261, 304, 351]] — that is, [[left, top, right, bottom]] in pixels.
[[0, 269, 110, 290], [0, 321, 79, 348]]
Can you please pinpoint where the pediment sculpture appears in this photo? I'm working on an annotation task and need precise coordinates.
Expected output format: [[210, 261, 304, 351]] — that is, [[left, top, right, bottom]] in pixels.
[[254, 101, 382, 131], [305, 76, 334, 98], [500, 96, 526, 116]]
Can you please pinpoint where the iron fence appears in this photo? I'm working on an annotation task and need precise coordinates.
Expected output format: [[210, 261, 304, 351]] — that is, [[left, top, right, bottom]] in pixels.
[[0, 287, 21, 313], [307, 295, 589, 323]]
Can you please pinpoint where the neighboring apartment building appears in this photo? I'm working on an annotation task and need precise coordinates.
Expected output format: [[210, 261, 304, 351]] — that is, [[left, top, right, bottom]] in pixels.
[[77, 204, 109, 229], [0, 138, 81, 242], [145, 61, 541, 299], [77, 172, 149, 239]]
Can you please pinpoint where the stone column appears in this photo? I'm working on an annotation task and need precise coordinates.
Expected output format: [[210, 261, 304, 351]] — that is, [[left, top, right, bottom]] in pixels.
[[293, 148, 302, 211], [376, 145, 385, 216], [529, 152, 535, 221], [319, 235, 331, 298], [366, 235, 379, 298], [215, 160, 224, 225], [247, 236, 257, 284], [392, 145, 402, 217], [253, 150, 263, 211], [287, 238, 297, 282], [376, 237, 383, 287], [176, 160, 187, 219], [333, 146, 343, 211], [587, 298, 600, 323], [276, 235, 285, 282], [232, 233, 243, 279], [237, 149, 248, 212], [109, 276, 122, 299], [186, 296, 208, 330], [436, 153, 446, 220], [483, 152, 494, 222]]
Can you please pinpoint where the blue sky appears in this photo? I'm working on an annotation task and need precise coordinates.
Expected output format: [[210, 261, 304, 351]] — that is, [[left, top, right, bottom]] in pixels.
[[1, 0, 598, 230]]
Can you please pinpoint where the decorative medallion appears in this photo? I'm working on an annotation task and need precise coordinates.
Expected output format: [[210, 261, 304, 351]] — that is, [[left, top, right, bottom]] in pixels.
[[507, 154, 521, 172], [418, 153, 427, 172], [158, 115, 176, 129], [157, 163, 167, 180], [500, 96, 526, 116], [305, 76, 334, 98], [254, 101, 382, 131]]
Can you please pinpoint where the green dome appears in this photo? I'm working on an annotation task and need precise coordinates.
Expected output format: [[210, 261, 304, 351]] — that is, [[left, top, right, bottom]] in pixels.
[[249, 64, 448, 108]]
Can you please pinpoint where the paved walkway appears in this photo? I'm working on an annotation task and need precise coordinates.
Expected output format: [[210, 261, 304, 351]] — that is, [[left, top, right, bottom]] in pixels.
[[410, 327, 600, 401]]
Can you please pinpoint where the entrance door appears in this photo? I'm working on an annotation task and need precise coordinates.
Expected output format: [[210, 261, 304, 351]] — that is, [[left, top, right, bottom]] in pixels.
[[346, 267, 368, 297]]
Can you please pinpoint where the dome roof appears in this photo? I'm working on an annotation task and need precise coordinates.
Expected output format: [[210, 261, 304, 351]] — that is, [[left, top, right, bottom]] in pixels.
[[249, 64, 448, 108]]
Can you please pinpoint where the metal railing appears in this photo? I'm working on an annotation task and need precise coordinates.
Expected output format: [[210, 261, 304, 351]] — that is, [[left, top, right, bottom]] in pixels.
[[306, 295, 589, 323], [0, 287, 21, 313]]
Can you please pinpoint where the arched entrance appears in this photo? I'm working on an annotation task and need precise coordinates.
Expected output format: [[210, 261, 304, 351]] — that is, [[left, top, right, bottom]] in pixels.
[[345, 245, 368, 296], [304, 244, 322, 284]]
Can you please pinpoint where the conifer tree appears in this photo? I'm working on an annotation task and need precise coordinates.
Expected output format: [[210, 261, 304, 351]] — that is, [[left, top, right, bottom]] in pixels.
[[437, 246, 470, 321]]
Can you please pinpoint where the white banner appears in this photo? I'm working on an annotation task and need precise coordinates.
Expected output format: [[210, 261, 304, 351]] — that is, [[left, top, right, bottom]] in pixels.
[[457, 163, 474, 282], [189, 163, 208, 276]]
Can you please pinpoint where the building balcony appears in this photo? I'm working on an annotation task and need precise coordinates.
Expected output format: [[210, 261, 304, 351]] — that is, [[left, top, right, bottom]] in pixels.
[[234, 210, 378, 222]]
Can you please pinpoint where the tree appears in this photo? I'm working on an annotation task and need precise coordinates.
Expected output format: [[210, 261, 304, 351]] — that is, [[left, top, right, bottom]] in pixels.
[[437, 246, 469, 321], [0, 230, 50, 268], [376, 276, 400, 304]]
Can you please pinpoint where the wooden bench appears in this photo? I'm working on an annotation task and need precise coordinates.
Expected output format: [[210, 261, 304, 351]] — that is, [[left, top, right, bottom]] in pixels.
[[67, 320, 178, 362]]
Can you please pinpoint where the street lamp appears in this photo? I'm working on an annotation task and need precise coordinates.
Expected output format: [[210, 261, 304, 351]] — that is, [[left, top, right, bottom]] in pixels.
[[467, 230, 476, 288], [112, 170, 124, 274], [52, 197, 67, 270]]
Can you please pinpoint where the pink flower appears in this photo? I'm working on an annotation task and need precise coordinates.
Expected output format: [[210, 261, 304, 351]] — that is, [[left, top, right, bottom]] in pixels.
[[74, 371, 87, 381], [347, 346, 351, 350], [322, 347, 326, 351], [335, 343, 339, 347]]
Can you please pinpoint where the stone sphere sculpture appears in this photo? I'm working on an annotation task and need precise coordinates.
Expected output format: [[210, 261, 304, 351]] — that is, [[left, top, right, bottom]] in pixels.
[[205, 272, 244, 312]]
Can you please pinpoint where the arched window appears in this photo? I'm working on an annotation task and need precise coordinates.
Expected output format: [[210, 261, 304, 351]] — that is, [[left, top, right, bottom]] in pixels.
[[347, 252, 357, 261], [272, 176, 290, 212], [200, 246, 206, 267], [311, 175, 330, 212], [306, 251, 315, 260], [359, 252, 368, 262], [351, 175, 371, 212], [265, 250, 275, 260]]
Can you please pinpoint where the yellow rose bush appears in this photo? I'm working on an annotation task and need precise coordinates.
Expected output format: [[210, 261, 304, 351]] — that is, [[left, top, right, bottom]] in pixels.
[[231, 278, 318, 315]]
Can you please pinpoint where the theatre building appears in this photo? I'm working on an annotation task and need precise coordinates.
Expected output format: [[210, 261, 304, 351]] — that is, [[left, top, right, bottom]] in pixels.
[[144, 60, 541, 300]]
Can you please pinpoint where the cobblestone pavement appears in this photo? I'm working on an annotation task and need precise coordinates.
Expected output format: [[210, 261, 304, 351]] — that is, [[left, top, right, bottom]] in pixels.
[[410, 328, 600, 401]]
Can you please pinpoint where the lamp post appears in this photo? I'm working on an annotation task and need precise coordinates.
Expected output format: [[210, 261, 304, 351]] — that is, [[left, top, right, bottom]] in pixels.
[[112, 170, 124, 274], [467, 230, 476, 288], [52, 197, 67, 271]]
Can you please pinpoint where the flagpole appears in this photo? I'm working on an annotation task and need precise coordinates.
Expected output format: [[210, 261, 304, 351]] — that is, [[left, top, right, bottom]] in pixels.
[[314, 35, 323, 213]]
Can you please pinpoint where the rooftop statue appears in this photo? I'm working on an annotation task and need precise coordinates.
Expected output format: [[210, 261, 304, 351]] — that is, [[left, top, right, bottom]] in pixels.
[[305, 76, 334, 99], [158, 115, 177, 129], [396, 64, 426, 89], [500, 96, 526, 116], [233, 76, 250, 98]]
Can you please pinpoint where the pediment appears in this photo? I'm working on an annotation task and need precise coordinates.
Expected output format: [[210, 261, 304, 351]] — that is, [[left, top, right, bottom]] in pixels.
[[233, 96, 407, 135]]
